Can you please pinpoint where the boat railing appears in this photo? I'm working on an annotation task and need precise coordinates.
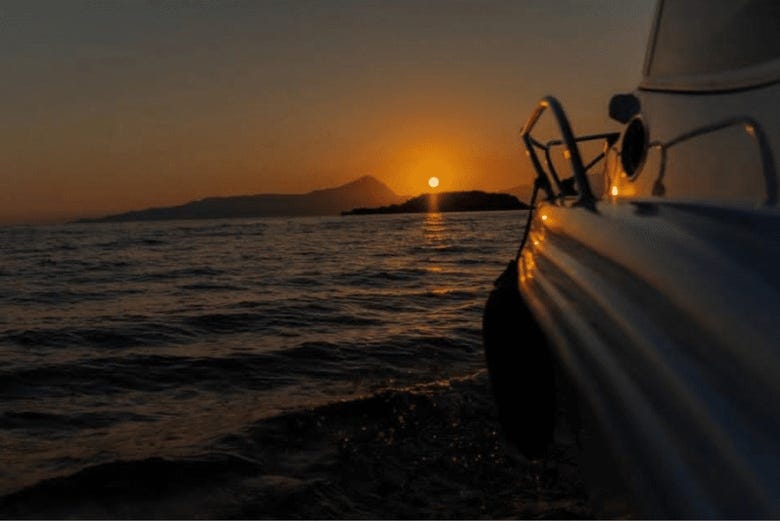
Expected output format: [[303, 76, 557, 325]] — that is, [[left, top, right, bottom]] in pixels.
[[520, 96, 619, 206]]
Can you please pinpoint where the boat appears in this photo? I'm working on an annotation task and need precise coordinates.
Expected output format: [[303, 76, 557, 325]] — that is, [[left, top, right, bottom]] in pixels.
[[483, 1, 780, 517]]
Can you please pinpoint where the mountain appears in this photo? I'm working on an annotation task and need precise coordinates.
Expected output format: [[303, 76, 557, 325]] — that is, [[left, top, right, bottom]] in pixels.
[[342, 191, 529, 215], [77, 176, 405, 223]]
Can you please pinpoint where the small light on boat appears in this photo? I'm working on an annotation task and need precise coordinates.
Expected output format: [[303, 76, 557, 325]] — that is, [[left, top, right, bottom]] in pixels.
[[533, 240, 539, 246], [611, 185, 619, 196], [745, 124, 756, 137], [541, 214, 548, 222]]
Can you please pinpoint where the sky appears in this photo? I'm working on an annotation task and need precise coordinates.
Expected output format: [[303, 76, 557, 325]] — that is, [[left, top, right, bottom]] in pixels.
[[0, 0, 657, 224]]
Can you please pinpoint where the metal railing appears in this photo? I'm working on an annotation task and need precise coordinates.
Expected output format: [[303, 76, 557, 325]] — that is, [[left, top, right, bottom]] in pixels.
[[654, 117, 777, 205], [520, 96, 618, 207]]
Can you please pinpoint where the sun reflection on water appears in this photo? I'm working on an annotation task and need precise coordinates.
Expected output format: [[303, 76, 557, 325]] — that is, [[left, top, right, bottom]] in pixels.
[[423, 212, 445, 243], [423, 212, 450, 296]]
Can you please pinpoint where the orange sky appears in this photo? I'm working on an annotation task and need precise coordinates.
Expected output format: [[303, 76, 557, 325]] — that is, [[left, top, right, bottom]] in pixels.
[[0, 1, 656, 224]]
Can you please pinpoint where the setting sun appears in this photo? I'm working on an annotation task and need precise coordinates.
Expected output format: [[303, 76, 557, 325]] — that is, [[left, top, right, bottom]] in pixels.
[[428, 176, 440, 188]]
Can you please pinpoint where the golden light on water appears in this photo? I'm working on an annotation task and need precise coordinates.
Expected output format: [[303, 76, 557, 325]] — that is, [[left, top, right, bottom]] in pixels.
[[428, 176, 440, 188]]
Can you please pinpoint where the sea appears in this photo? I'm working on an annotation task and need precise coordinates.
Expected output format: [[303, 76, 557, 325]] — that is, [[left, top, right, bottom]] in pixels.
[[0, 210, 589, 518]]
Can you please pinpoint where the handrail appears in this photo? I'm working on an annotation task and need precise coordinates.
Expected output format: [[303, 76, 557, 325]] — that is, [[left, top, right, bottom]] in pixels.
[[545, 132, 620, 149], [520, 96, 594, 205], [654, 117, 777, 205], [548, 133, 619, 181]]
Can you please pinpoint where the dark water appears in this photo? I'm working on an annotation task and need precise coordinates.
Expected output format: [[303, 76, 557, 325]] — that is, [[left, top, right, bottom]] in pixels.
[[0, 211, 589, 518]]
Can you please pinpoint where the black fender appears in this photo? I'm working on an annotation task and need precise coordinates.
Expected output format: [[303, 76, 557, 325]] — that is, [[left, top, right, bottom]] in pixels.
[[482, 260, 555, 459]]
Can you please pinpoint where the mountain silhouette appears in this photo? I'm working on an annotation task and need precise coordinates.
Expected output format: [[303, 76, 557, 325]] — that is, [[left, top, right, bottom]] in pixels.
[[77, 176, 405, 223]]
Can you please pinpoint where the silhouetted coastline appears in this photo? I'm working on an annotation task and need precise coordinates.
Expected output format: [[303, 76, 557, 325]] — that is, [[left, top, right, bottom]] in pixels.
[[75, 176, 404, 223], [342, 191, 529, 215]]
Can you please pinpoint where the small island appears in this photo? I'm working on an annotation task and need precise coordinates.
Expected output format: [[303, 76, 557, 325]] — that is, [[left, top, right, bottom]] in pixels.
[[342, 190, 528, 215]]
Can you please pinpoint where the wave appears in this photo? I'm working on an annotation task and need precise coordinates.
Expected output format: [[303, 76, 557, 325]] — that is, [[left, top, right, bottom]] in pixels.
[[94, 237, 170, 249], [3, 297, 425, 353], [0, 372, 590, 519], [141, 266, 225, 280], [0, 212, 531, 517], [1, 410, 154, 432], [177, 283, 247, 292], [183, 304, 384, 334], [2, 322, 194, 350], [0, 455, 261, 519], [1, 330, 480, 398], [11, 287, 143, 305]]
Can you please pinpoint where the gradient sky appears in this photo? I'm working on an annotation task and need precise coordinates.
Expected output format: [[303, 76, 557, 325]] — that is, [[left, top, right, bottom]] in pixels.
[[0, 0, 656, 224]]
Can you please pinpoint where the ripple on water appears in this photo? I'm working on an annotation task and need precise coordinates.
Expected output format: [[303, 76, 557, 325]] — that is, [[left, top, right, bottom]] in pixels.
[[0, 211, 546, 514]]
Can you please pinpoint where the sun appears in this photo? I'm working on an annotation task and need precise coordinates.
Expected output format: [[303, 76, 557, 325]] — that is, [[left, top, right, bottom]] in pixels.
[[428, 176, 440, 189]]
